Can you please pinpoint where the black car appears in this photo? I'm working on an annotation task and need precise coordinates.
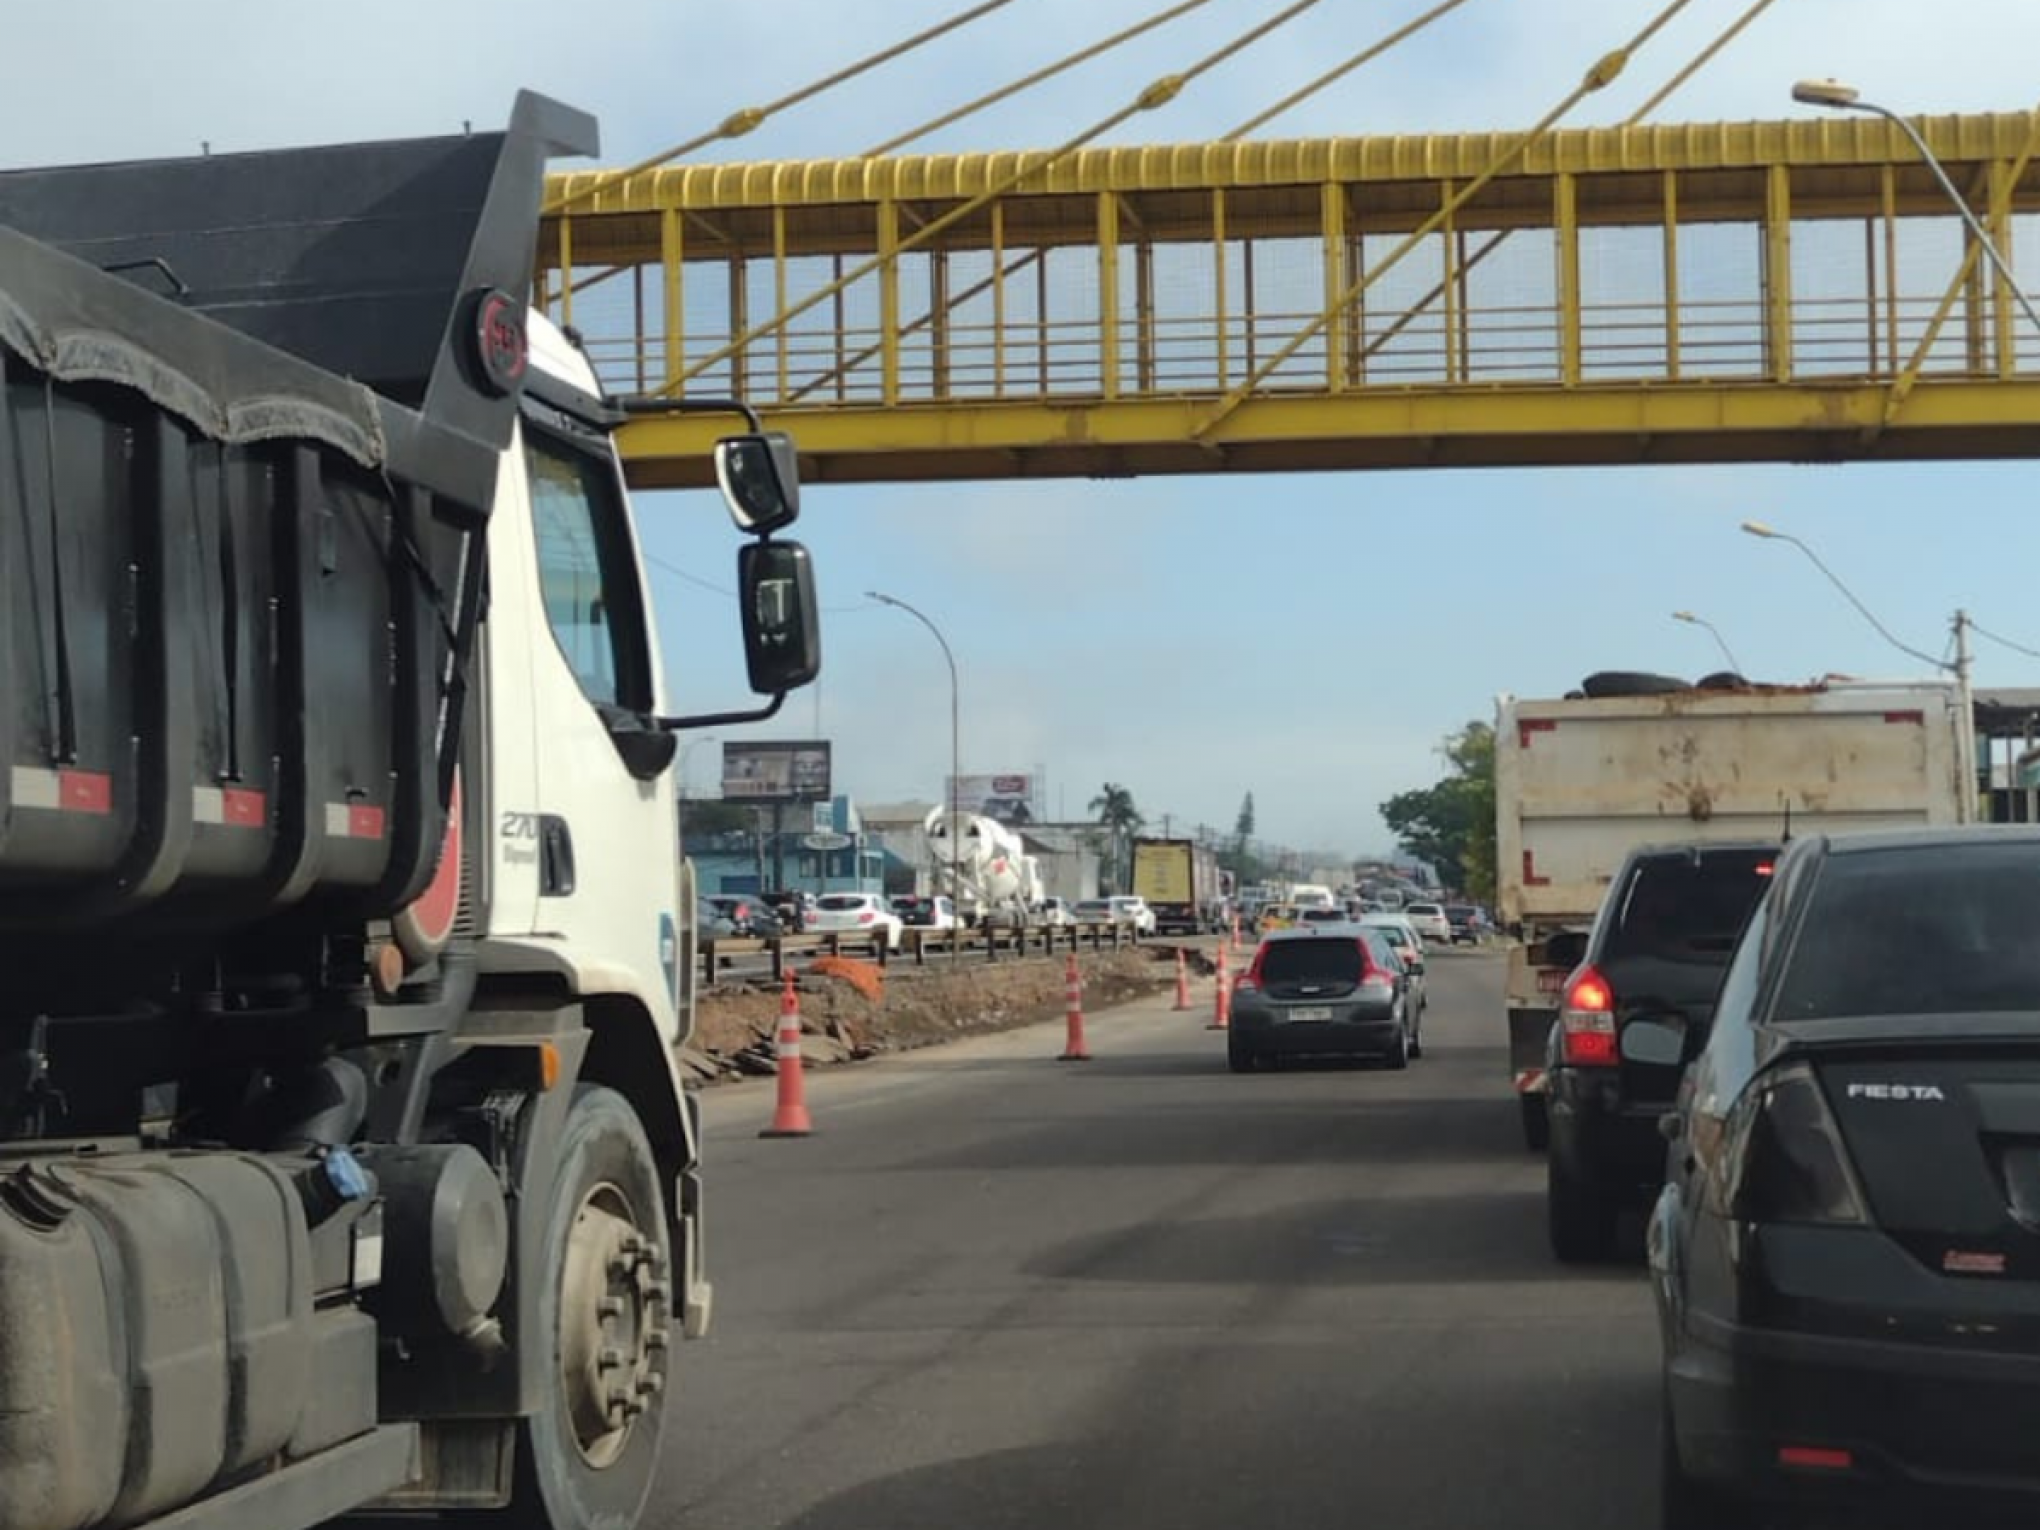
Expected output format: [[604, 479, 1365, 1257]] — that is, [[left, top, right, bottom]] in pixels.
[[1444, 903, 1481, 944], [1546, 840, 1779, 1262], [1653, 825, 2040, 1525], [1227, 925, 1415, 1072], [707, 894, 778, 937]]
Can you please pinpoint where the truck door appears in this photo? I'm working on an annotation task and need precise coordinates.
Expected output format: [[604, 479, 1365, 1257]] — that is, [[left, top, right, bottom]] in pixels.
[[487, 404, 680, 1024]]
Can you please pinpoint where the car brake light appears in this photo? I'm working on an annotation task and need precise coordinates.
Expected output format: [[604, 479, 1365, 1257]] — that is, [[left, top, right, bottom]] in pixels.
[[1777, 1445, 1853, 1471], [857, 911, 874, 923], [1560, 965, 1617, 1066], [1719, 1064, 1867, 1225], [1233, 972, 1258, 993]]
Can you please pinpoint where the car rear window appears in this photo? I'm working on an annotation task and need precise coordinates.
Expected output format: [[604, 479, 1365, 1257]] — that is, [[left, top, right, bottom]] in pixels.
[[1261, 938, 1364, 985], [818, 894, 865, 911], [1299, 908, 1346, 924], [1774, 840, 2040, 1020], [1600, 849, 1775, 967]]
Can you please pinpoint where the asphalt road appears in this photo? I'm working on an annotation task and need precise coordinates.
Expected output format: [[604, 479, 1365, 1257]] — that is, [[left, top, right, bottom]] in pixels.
[[651, 949, 1663, 1530]]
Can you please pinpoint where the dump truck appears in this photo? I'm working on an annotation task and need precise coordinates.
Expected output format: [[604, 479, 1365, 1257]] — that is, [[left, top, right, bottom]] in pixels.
[[1497, 679, 1969, 1149], [0, 93, 820, 1530], [1129, 836, 1220, 934]]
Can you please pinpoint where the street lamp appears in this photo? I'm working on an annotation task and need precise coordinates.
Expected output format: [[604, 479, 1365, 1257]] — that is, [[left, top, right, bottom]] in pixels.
[[1791, 79, 2040, 338], [866, 591, 961, 912], [1741, 518, 1976, 820], [676, 734, 719, 801], [1671, 610, 1744, 676]]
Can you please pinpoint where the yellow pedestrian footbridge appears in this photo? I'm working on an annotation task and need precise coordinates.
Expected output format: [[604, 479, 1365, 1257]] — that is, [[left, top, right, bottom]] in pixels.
[[539, 110, 2040, 487]]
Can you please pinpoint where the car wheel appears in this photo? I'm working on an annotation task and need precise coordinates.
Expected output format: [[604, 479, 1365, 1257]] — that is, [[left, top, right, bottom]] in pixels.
[[1383, 1021, 1410, 1071], [1547, 1148, 1620, 1263], [1407, 1014, 1423, 1060], [1520, 1094, 1550, 1152], [1227, 1039, 1258, 1074]]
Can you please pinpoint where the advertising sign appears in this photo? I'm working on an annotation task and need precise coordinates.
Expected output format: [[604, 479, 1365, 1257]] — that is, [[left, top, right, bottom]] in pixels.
[[944, 772, 1039, 824], [722, 740, 832, 803]]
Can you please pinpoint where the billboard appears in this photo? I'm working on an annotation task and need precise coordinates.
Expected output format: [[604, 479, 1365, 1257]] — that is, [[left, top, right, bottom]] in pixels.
[[944, 772, 1040, 824], [722, 741, 832, 803]]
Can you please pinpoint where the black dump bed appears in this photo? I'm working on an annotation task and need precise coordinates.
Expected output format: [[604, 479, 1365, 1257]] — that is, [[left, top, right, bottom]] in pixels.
[[0, 93, 594, 933]]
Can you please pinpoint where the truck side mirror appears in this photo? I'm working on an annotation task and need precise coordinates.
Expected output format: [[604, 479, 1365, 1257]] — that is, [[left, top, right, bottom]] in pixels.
[[714, 432, 800, 534], [739, 540, 821, 694]]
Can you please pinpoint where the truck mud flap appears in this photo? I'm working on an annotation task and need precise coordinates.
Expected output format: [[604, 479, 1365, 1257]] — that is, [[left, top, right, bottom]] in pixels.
[[1508, 1006, 1556, 1093]]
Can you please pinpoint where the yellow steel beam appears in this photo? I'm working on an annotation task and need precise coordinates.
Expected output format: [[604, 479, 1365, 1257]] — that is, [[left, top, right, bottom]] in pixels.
[[618, 379, 2040, 488]]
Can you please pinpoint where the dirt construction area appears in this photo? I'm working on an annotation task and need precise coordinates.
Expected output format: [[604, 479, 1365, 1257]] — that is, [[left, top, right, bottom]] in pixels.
[[681, 941, 1216, 1083]]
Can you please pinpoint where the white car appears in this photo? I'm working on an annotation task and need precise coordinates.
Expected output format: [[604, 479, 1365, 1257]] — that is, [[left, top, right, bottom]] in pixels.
[[1403, 901, 1454, 945], [811, 892, 904, 951], [1107, 895, 1157, 935], [1034, 897, 1076, 927]]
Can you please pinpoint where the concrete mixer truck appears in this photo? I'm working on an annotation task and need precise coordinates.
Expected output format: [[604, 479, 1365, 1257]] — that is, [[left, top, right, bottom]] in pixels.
[[922, 807, 1041, 927]]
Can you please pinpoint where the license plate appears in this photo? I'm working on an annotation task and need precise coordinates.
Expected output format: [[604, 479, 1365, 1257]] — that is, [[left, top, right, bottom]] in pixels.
[[1536, 969, 1567, 994], [1287, 1005, 1333, 1021]]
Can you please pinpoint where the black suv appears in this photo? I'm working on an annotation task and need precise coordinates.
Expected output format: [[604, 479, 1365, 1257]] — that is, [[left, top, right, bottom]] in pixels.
[[1545, 840, 1778, 1262]]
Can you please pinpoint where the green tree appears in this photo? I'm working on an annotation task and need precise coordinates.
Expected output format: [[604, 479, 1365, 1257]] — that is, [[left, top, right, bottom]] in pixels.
[[1088, 782, 1145, 892], [1379, 721, 1496, 902]]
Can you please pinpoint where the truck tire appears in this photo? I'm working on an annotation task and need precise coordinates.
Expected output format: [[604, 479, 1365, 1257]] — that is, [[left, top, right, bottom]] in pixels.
[[1547, 1150, 1619, 1263], [1519, 1094, 1549, 1152], [504, 1086, 671, 1530], [1579, 670, 1690, 698]]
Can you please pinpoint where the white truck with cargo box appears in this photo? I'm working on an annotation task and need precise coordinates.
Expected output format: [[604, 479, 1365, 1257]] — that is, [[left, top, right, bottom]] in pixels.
[[0, 94, 821, 1530], [1496, 679, 1968, 1149]]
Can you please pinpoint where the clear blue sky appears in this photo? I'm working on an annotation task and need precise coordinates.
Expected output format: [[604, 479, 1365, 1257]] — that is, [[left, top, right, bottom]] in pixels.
[[9, 1, 2040, 856]]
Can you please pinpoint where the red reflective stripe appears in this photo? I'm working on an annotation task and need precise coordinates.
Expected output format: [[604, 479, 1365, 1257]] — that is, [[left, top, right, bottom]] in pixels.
[[1518, 718, 1557, 747], [1523, 850, 1550, 888], [222, 788, 266, 827], [59, 770, 112, 815], [348, 805, 387, 841], [1777, 1446, 1853, 1471], [1882, 710, 1924, 724]]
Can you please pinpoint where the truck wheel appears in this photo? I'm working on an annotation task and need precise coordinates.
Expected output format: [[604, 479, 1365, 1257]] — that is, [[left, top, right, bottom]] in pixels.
[[1580, 670, 1691, 698], [504, 1086, 671, 1530], [1520, 1094, 1549, 1152], [1547, 1150, 1619, 1264]]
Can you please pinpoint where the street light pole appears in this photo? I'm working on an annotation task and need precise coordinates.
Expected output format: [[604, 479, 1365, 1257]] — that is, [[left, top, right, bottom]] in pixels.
[[1671, 610, 1744, 676], [676, 734, 719, 802], [1792, 80, 2040, 339], [867, 591, 961, 915], [1741, 519, 1978, 822]]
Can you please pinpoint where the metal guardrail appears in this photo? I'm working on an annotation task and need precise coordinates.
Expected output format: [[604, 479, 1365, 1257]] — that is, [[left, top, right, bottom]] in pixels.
[[698, 918, 1142, 985]]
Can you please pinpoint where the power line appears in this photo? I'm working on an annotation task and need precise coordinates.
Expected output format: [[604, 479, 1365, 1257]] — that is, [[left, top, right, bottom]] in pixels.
[[1972, 619, 2040, 661]]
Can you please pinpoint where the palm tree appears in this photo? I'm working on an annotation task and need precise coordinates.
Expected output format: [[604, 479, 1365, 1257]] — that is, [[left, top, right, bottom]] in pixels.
[[1088, 782, 1144, 892]]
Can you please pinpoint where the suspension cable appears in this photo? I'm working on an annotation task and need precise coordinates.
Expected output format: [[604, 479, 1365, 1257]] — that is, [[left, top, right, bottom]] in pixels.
[[1625, 0, 1782, 121], [1221, 0, 1475, 141], [661, 0, 1329, 395], [1191, 0, 1703, 439], [1345, 0, 1790, 369], [542, 0, 1018, 218], [863, 0, 1217, 158]]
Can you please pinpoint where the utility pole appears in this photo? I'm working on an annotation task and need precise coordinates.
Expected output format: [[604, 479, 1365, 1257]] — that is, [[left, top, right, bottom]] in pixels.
[[1954, 608, 1978, 823]]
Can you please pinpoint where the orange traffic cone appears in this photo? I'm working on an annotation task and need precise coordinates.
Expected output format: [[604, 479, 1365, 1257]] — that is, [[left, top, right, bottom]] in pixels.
[[760, 972, 815, 1137], [1058, 951, 1092, 1061], [1173, 947, 1192, 1011], [1208, 944, 1232, 1031]]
